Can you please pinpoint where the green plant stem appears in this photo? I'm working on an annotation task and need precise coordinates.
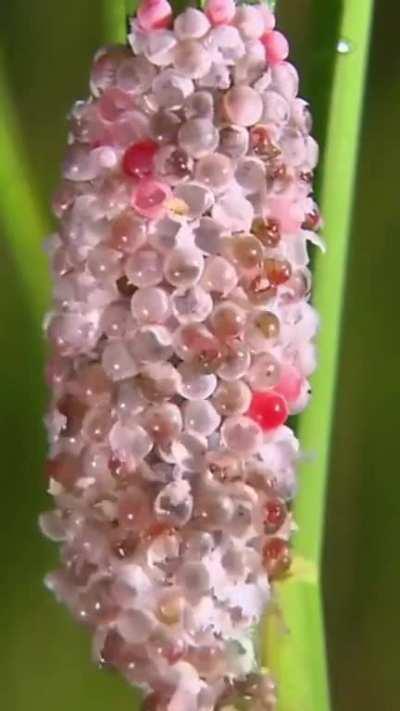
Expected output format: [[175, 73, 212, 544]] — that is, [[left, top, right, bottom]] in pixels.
[[102, 3, 126, 41], [125, 0, 140, 20], [263, 1, 374, 710], [0, 51, 50, 330]]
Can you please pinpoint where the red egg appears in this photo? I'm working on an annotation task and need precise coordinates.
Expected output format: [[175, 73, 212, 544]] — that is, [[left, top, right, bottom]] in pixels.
[[122, 139, 158, 180], [248, 390, 288, 430]]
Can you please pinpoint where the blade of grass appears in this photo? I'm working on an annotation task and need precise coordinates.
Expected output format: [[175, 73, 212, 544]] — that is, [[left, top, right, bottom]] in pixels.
[[103, 3, 127, 42], [0, 50, 50, 330], [263, 1, 374, 710]]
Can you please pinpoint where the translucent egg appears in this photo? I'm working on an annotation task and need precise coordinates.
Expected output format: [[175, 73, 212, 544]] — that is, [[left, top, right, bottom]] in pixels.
[[100, 302, 134, 339], [116, 55, 156, 94], [164, 247, 204, 287], [171, 285, 213, 323], [177, 562, 210, 596], [205, 25, 245, 64], [149, 110, 180, 144], [148, 216, 182, 252], [228, 234, 264, 271], [109, 212, 147, 253], [112, 110, 151, 147], [198, 61, 231, 90], [154, 144, 193, 185], [87, 246, 122, 281], [206, 450, 242, 483], [262, 90, 290, 125], [170, 431, 207, 471], [194, 218, 224, 255], [69, 100, 108, 146], [233, 39, 266, 85], [173, 182, 214, 219], [81, 444, 111, 479], [198, 494, 234, 529], [304, 135, 319, 170], [223, 86, 263, 126], [174, 8, 211, 39], [270, 61, 299, 100], [82, 405, 113, 442], [218, 341, 251, 381], [137, 362, 180, 402], [177, 362, 217, 400], [101, 341, 139, 381], [235, 157, 266, 194], [246, 352, 281, 390], [117, 609, 155, 644], [218, 124, 249, 160], [184, 91, 214, 120], [144, 30, 177, 67], [174, 323, 220, 365], [74, 363, 113, 405], [97, 87, 132, 122], [245, 311, 280, 352], [183, 531, 214, 558], [45, 355, 71, 392], [230, 498, 254, 535], [212, 380, 252, 416], [178, 118, 219, 158], [110, 421, 153, 461], [131, 287, 170, 323], [39, 510, 67, 542], [154, 480, 193, 527], [156, 591, 185, 626], [201, 255, 238, 295], [212, 190, 254, 232], [211, 301, 247, 339], [47, 313, 97, 356], [152, 69, 194, 109], [129, 325, 173, 364], [195, 153, 233, 193], [115, 380, 147, 420], [125, 249, 163, 288], [184, 400, 221, 436], [280, 128, 307, 167], [143, 403, 183, 443], [234, 5, 265, 39], [90, 45, 131, 96], [173, 39, 212, 79], [46, 452, 80, 490], [221, 415, 263, 456]]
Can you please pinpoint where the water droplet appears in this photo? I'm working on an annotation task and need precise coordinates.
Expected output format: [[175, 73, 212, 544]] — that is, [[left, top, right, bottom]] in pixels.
[[337, 38, 353, 54]]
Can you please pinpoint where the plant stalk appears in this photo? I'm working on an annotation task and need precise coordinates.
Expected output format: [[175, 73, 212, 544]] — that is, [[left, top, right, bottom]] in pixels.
[[263, 1, 375, 710], [0, 50, 50, 330]]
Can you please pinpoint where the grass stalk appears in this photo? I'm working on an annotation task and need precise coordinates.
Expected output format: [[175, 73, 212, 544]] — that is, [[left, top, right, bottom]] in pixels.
[[0, 50, 50, 330], [0, 0, 374, 707], [103, 4, 128, 42], [263, 1, 375, 710]]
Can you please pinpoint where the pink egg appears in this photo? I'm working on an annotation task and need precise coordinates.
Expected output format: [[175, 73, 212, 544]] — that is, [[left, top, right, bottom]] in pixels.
[[205, 0, 236, 26], [137, 0, 172, 31], [132, 179, 172, 219], [275, 364, 303, 402], [262, 30, 290, 65]]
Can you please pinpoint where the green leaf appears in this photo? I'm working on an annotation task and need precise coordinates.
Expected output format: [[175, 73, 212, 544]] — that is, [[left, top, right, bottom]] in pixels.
[[0, 48, 50, 329], [0, 1, 375, 709], [262, 1, 375, 710]]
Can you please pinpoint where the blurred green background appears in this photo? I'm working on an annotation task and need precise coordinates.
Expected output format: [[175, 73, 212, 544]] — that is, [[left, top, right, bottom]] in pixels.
[[0, 1, 399, 709]]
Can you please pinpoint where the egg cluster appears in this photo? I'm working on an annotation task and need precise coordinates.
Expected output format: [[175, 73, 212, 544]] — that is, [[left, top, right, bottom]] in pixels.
[[40, 1, 322, 709]]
